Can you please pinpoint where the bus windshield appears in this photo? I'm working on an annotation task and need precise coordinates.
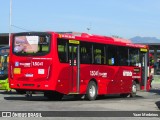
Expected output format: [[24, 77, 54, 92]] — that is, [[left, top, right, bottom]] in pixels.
[[13, 35, 50, 56], [0, 47, 9, 80]]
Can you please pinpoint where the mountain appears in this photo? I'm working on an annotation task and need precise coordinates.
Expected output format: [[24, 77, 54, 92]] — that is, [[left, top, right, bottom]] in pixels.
[[130, 36, 160, 43]]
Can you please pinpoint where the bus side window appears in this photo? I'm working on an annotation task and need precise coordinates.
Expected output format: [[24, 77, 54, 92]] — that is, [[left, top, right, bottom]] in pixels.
[[108, 45, 118, 65], [57, 39, 68, 63], [118, 46, 128, 66], [80, 42, 92, 64], [108, 58, 115, 65], [95, 53, 101, 64], [81, 47, 88, 63], [129, 48, 140, 66], [93, 44, 105, 64]]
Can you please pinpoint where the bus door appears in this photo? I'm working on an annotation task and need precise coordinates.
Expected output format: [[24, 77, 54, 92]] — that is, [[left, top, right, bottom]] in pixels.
[[69, 41, 80, 94], [140, 49, 148, 90]]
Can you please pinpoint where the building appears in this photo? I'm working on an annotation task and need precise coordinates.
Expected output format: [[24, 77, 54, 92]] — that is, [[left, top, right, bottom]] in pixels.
[[0, 33, 9, 47]]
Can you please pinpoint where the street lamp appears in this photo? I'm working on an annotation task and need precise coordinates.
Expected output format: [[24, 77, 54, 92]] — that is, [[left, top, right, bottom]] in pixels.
[[87, 27, 90, 33]]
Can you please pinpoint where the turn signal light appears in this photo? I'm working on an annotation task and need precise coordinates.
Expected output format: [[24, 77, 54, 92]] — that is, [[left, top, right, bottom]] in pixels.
[[13, 68, 21, 74]]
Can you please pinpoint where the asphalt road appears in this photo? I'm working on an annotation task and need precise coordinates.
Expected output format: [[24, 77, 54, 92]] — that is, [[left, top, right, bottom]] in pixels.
[[0, 83, 160, 120]]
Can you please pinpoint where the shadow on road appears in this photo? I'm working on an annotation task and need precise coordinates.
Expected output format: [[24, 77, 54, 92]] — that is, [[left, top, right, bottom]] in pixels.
[[4, 96, 48, 101], [0, 90, 17, 95], [155, 101, 160, 110], [149, 88, 160, 110], [3, 94, 144, 102], [149, 88, 160, 95]]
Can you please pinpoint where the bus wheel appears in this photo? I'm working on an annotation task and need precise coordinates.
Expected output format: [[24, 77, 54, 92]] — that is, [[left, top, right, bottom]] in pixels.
[[85, 81, 97, 100], [130, 81, 137, 97], [44, 91, 63, 101]]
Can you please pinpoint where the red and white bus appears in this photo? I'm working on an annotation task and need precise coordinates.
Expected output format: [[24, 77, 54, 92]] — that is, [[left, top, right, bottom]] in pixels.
[[9, 32, 150, 100]]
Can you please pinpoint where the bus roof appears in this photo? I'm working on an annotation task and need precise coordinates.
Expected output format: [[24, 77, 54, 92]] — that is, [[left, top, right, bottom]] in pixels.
[[56, 32, 148, 49], [12, 31, 148, 49]]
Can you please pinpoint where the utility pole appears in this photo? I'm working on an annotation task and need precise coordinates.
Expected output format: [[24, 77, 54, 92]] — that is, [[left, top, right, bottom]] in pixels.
[[9, 0, 12, 46]]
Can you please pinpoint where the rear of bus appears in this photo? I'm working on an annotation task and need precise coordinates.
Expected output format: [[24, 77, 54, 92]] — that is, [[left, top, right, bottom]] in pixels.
[[0, 46, 10, 91], [9, 32, 61, 96]]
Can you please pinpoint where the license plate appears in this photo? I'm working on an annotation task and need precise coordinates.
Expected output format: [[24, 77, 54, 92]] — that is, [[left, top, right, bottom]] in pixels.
[[25, 74, 33, 77]]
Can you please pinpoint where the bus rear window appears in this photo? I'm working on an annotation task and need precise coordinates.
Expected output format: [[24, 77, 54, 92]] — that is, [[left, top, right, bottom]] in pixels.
[[13, 35, 50, 56]]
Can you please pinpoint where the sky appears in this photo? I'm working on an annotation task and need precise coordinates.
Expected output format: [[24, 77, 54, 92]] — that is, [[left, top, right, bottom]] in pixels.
[[0, 0, 160, 39]]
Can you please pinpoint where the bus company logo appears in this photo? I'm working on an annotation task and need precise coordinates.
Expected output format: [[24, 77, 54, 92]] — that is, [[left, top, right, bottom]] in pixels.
[[15, 62, 19, 67], [2, 112, 11, 117], [1, 112, 42, 118], [123, 70, 132, 76], [20, 63, 31, 67]]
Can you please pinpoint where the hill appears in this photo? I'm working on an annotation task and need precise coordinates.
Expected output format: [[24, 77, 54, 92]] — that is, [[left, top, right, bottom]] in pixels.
[[130, 36, 160, 43]]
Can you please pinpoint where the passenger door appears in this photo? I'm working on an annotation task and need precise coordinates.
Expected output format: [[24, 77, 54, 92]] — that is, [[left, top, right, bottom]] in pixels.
[[69, 41, 80, 94]]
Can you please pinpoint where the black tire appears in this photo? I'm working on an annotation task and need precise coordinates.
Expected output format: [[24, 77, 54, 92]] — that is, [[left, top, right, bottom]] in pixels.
[[85, 81, 97, 101], [44, 91, 63, 101], [130, 81, 137, 97]]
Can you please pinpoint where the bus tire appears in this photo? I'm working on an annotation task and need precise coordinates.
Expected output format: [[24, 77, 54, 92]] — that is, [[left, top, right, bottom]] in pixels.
[[130, 81, 137, 97], [85, 81, 97, 101]]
